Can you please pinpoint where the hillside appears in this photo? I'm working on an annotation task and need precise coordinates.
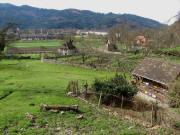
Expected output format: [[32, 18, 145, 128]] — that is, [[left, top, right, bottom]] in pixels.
[[0, 3, 163, 29]]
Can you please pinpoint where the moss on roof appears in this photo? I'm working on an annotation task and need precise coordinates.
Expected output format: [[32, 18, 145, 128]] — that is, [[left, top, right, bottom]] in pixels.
[[132, 58, 180, 86]]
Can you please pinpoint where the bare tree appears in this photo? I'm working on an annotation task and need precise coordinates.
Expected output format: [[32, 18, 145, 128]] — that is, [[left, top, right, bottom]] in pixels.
[[0, 22, 16, 55], [108, 24, 141, 49], [78, 42, 93, 64]]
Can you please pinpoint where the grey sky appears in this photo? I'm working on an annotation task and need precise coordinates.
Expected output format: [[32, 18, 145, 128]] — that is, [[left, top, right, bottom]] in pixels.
[[1, 0, 180, 24]]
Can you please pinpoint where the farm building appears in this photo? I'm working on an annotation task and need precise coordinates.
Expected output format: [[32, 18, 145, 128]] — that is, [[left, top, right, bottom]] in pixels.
[[132, 36, 148, 49], [134, 36, 148, 46], [58, 39, 78, 56], [132, 58, 180, 102], [100, 40, 118, 52]]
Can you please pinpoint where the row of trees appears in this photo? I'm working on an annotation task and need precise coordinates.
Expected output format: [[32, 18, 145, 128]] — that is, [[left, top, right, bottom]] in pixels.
[[108, 14, 180, 51]]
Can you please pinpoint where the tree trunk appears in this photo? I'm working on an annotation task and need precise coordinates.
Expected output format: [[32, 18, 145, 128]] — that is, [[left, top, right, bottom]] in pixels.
[[40, 104, 78, 112]]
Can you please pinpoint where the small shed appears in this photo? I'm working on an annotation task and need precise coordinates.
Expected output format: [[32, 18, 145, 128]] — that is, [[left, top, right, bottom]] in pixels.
[[58, 39, 78, 56], [100, 40, 118, 52], [132, 58, 180, 101]]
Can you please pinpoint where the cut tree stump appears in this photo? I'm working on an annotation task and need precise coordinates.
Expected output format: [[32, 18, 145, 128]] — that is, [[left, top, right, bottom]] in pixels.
[[40, 104, 78, 112], [76, 114, 83, 119], [25, 112, 36, 123]]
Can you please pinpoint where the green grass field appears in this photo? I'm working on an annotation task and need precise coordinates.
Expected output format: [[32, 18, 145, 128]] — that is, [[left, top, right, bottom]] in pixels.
[[0, 59, 147, 135], [9, 41, 63, 47]]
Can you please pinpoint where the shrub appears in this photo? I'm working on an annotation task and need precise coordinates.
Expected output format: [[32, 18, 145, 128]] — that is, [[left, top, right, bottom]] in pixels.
[[168, 78, 180, 108], [153, 48, 180, 57], [66, 80, 79, 93], [92, 73, 138, 99]]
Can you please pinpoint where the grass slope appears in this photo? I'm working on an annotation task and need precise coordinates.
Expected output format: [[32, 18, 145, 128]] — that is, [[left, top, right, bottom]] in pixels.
[[0, 60, 146, 134]]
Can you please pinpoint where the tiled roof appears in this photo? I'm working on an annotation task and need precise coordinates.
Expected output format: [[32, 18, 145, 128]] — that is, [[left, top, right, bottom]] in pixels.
[[132, 58, 180, 86]]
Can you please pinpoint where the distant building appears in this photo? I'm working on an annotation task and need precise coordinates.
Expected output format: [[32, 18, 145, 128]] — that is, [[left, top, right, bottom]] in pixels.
[[76, 30, 108, 36], [20, 34, 54, 40], [58, 39, 78, 56], [133, 36, 148, 49], [76, 30, 88, 36], [88, 31, 108, 36], [100, 40, 118, 52], [132, 58, 180, 102]]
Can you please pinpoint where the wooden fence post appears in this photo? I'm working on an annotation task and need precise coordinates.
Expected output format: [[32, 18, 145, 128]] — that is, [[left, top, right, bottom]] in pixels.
[[83, 80, 88, 99], [76, 80, 78, 95], [41, 53, 44, 63], [151, 102, 154, 127], [121, 95, 124, 109], [98, 92, 102, 108]]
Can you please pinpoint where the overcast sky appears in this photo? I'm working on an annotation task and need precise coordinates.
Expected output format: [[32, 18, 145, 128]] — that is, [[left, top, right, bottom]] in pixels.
[[1, 0, 180, 24]]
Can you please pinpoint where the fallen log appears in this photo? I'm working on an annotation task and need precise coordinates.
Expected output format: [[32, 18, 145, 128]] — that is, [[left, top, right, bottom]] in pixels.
[[40, 104, 78, 112]]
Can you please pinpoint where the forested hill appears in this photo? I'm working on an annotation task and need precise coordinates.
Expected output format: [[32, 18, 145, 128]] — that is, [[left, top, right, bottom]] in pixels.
[[0, 3, 163, 29]]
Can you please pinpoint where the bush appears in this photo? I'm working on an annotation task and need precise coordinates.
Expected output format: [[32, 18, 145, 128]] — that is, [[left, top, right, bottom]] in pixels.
[[172, 121, 180, 130], [168, 78, 180, 108], [153, 49, 180, 57], [92, 73, 138, 99], [66, 80, 79, 93]]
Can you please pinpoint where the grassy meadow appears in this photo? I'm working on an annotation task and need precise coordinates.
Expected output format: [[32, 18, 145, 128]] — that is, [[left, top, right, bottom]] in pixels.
[[8, 39, 104, 49], [9, 41, 63, 47], [2, 38, 179, 134], [0, 59, 147, 135]]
